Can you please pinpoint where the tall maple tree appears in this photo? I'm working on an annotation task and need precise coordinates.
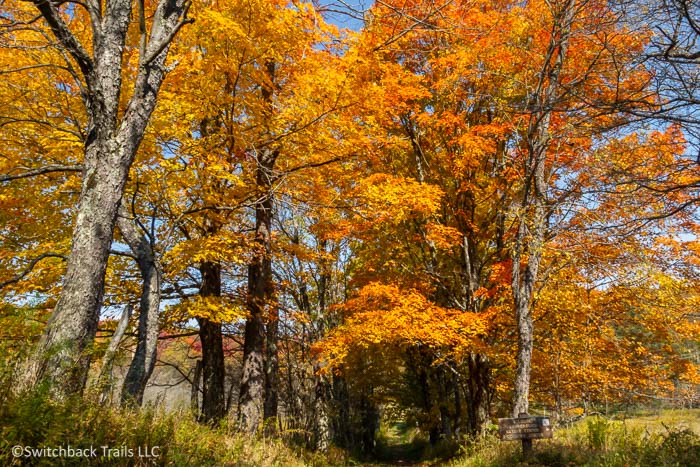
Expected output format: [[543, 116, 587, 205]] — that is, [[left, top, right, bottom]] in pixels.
[[316, 0, 687, 438], [140, 0, 362, 428]]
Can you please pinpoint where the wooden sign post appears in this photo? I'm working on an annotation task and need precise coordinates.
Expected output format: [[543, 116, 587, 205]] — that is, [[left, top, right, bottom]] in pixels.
[[498, 413, 553, 456]]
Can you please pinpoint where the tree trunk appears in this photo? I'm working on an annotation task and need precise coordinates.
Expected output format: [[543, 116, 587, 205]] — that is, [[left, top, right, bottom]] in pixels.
[[312, 263, 331, 450], [437, 367, 453, 439], [198, 317, 225, 422], [238, 177, 274, 431], [511, 208, 544, 416], [359, 386, 378, 457], [238, 60, 278, 433], [453, 370, 462, 438], [264, 316, 279, 431], [118, 208, 162, 406], [22, 0, 190, 396], [93, 304, 132, 404], [510, 0, 575, 417], [238, 302, 265, 432], [314, 372, 331, 451], [197, 262, 226, 423], [25, 152, 133, 394], [191, 359, 202, 413], [466, 353, 491, 435], [417, 360, 440, 445]]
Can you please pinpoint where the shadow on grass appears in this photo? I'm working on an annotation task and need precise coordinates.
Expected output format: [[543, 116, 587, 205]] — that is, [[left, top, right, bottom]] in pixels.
[[371, 422, 457, 466]]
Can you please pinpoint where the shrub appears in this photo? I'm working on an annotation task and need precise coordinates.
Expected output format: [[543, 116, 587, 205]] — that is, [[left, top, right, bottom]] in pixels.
[[643, 427, 700, 467]]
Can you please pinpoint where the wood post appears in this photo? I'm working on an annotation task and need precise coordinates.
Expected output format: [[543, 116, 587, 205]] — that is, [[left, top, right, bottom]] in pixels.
[[519, 412, 533, 457]]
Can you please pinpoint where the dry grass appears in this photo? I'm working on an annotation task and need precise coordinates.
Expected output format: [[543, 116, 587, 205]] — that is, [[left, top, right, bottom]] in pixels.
[[450, 409, 700, 467], [2, 381, 698, 467], [616, 408, 700, 434], [0, 386, 318, 466]]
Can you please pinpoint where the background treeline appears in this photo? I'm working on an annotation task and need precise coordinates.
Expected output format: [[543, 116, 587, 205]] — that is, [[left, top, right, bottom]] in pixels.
[[0, 0, 699, 459]]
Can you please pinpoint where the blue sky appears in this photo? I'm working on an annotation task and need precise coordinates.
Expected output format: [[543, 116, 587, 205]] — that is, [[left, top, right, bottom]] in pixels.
[[316, 0, 369, 31]]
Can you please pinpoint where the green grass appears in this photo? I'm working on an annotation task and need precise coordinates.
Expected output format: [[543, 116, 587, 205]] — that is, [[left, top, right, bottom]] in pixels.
[[374, 421, 431, 464], [451, 410, 700, 467]]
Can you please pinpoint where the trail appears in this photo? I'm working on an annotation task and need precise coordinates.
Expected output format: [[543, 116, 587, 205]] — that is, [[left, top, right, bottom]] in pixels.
[[364, 422, 445, 466]]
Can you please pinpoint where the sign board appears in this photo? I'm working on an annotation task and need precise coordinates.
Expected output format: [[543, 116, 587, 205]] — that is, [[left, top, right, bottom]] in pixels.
[[498, 416, 553, 441]]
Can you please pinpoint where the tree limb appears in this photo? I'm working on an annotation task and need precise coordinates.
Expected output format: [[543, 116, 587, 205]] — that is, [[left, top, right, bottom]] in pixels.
[[30, 0, 94, 79], [0, 253, 68, 289], [0, 164, 83, 182]]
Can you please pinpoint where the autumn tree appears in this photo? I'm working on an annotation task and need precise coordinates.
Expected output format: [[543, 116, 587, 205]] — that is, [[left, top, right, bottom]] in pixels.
[[528, 125, 700, 412], [1, 0, 699, 455], [502, 0, 660, 416], [134, 0, 361, 428], [0, 1, 84, 318], [317, 0, 517, 441], [316, 0, 670, 438], [0, 0, 193, 396]]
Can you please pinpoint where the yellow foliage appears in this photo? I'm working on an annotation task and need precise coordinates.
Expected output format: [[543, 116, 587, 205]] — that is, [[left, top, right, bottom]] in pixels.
[[351, 174, 444, 226], [163, 234, 246, 276], [166, 296, 246, 324], [425, 223, 463, 250]]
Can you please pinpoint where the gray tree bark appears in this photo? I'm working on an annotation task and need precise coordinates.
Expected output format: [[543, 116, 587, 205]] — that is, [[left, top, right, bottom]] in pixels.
[[510, 0, 575, 417], [314, 372, 332, 451], [191, 359, 202, 413], [238, 150, 276, 432], [93, 304, 132, 404], [118, 207, 162, 406], [22, 0, 191, 396], [264, 312, 280, 430]]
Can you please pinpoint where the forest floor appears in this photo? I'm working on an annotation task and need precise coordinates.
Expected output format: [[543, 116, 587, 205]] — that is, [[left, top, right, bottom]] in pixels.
[[372, 421, 434, 465]]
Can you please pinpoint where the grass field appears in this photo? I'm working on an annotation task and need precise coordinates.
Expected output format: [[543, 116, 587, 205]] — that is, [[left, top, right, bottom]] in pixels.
[[446, 409, 700, 466], [369, 410, 700, 466]]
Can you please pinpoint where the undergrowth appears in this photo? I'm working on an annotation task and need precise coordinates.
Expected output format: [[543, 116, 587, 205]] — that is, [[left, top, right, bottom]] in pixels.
[[452, 413, 700, 467], [2, 382, 699, 467], [0, 385, 327, 466]]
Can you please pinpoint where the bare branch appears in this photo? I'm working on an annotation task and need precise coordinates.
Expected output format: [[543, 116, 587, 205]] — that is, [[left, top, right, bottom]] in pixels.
[[0, 253, 68, 289], [279, 156, 343, 176], [0, 63, 76, 76], [29, 0, 94, 79], [109, 249, 137, 259], [0, 164, 83, 182]]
